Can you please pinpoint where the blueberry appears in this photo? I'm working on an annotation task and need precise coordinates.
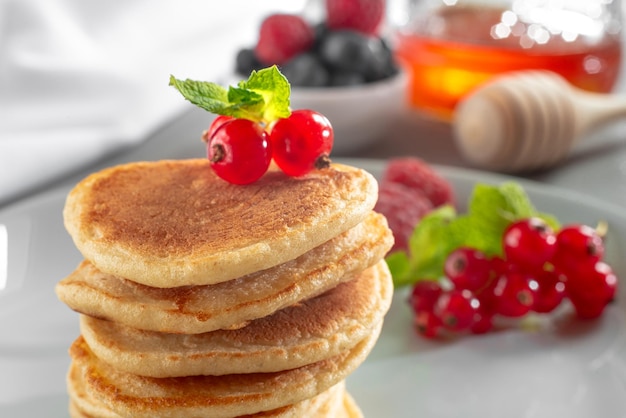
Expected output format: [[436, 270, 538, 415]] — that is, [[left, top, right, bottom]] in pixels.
[[319, 30, 373, 73], [363, 37, 399, 82], [280, 53, 330, 87], [312, 22, 330, 51], [318, 30, 399, 83], [235, 48, 265, 76]]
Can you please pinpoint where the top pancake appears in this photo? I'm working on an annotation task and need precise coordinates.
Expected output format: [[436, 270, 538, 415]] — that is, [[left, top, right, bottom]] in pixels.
[[63, 159, 378, 287]]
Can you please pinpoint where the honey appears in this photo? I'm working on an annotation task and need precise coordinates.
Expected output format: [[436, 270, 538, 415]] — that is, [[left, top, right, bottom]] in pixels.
[[394, 5, 622, 120]]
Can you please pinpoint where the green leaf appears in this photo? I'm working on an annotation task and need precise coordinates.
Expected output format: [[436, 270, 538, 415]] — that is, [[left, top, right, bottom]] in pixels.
[[239, 66, 291, 122], [408, 205, 457, 279], [461, 184, 514, 257], [447, 214, 499, 255], [386, 181, 561, 288], [538, 212, 561, 231], [499, 182, 536, 218], [386, 251, 412, 287], [168, 76, 231, 114], [169, 66, 291, 124], [386, 205, 458, 284]]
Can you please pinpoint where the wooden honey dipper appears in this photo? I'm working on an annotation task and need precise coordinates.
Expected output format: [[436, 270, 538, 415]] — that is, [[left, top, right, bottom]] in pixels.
[[452, 70, 626, 172]]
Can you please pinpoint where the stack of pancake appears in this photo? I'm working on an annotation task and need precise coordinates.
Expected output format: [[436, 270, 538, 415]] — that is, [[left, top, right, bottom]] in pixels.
[[56, 159, 394, 417]]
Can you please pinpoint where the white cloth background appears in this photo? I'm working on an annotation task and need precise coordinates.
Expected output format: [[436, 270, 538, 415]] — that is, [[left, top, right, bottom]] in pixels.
[[0, 0, 305, 205]]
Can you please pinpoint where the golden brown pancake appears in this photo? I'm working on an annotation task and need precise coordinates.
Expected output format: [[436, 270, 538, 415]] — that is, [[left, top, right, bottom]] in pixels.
[[57, 211, 392, 334], [69, 326, 380, 418], [63, 159, 378, 288], [79, 260, 392, 377], [68, 362, 349, 418]]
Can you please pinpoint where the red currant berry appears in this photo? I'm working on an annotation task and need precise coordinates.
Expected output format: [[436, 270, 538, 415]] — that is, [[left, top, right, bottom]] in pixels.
[[470, 309, 494, 335], [202, 115, 234, 143], [471, 257, 508, 315], [551, 224, 605, 273], [434, 289, 480, 331], [570, 296, 607, 320], [489, 256, 510, 276], [414, 310, 442, 339], [207, 119, 272, 185], [474, 282, 498, 317], [493, 271, 539, 317], [270, 109, 334, 177], [567, 261, 617, 320], [409, 280, 443, 313], [503, 218, 557, 272], [531, 270, 566, 314], [565, 260, 618, 305], [444, 247, 492, 291]]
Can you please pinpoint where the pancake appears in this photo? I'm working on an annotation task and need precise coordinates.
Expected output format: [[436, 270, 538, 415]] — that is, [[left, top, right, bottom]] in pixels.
[[56, 211, 392, 334], [68, 362, 349, 418], [63, 159, 378, 288], [68, 326, 381, 418], [79, 260, 392, 377], [339, 392, 364, 418]]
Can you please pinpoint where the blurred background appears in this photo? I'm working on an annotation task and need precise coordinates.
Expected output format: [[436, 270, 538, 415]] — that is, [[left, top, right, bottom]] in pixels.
[[1, 0, 625, 207], [0, 0, 306, 205]]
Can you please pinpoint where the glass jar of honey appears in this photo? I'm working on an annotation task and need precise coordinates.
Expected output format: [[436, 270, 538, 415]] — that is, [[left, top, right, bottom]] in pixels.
[[390, 0, 623, 120]]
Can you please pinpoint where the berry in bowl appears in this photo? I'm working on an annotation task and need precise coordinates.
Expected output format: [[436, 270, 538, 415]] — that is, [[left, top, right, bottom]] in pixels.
[[233, 1, 408, 155]]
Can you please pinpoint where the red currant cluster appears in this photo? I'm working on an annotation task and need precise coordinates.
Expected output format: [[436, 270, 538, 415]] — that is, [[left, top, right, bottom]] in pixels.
[[203, 109, 334, 185], [410, 217, 618, 338]]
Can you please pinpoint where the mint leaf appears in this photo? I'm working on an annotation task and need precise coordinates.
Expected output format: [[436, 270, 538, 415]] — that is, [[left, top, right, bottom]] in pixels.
[[168, 76, 232, 114], [169, 66, 291, 123], [467, 184, 510, 236], [387, 181, 561, 288], [499, 182, 535, 218], [385, 205, 457, 286], [238, 66, 291, 122], [447, 214, 499, 255], [538, 212, 560, 230], [386, 251, 412, 287]]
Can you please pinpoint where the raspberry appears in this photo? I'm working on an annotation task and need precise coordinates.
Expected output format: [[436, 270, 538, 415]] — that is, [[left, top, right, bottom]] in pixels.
[[255, 14, 315, 65], [374, 181, 433, 252], [382, 157, 455, 208], [325, 0, 385, 35]]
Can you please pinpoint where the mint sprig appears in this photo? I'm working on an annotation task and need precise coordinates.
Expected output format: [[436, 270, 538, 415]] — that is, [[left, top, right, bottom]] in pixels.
[[388, 181, 560, 288], [169, 66, 291, 124]]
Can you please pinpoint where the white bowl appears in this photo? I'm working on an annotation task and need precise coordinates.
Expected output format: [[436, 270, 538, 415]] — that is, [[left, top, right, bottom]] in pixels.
[[289, 68, 409, 155]]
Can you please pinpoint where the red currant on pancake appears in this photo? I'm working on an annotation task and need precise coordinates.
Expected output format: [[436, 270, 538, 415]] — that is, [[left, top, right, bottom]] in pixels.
[[503, 217, 557, 272], [207, 118, 272, 185], [270, 109, 334, 177], [202, 115, 235, 143]]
